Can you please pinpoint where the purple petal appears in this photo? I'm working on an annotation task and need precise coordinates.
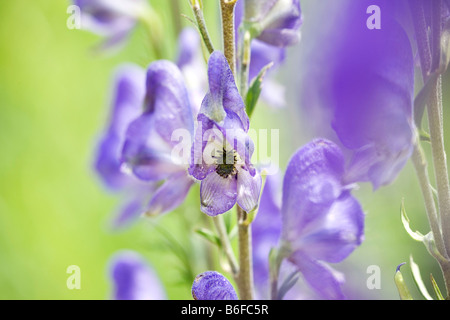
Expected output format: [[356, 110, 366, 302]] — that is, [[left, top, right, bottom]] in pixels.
[[289, 251, 346, 300], [301, 0, 415, 189], [109, 250, 166, 300], [200, 172, 238, 216], [94, 64, 145, 190], [297, 192, 365, 263], [176, 28, 207, 114], [144, 60, 194, 142], [281, 139, 346, 245], [251, 172, 282, 288], [146, 172, 194, 216], [236, 168, 262, 213], [121, 113, 183, 181], [200, 51, 249, 131], [248, 39, 286, 82], [191, 271, 238, 300]]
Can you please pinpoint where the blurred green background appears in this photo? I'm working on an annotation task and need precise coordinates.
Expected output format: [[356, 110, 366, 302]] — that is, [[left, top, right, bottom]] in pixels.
[[0, 0, 449, 300]]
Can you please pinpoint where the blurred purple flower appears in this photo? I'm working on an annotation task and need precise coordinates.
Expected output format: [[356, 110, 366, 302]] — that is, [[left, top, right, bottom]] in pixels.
[[175, 27, 207, 114], [189, 51, 261, 216], [300, 0, 416, 189], [235, 2, 288, 108], [278, 139, 365, 299], [242, 0, 303, 47], [191, 271, 238, 300], [109, 250, 166, 300], [121, 60, 196, 216], [94, 64, 155, 227], [73, 0, 148, 49]]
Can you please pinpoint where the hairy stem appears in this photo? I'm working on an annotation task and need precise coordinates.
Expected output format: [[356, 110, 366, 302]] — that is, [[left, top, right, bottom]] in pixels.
[[237, 205, 255, 300], [220, 0, 238, 77], [427, 76, 450, 258], [191, 1, 215, 55], [239, 29, 252, 98], [411, 142, 446, 257]]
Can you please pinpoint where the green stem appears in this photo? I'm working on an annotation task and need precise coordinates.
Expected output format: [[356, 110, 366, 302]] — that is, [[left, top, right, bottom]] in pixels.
[[191, 1, 215, 55], [237, 205, 254, 300], [212, 215, 239, 279], [411, 141, 447, 258], [239, 29, 252, 98], [220, 0, 238, 77], [427, 76, 450, 258]]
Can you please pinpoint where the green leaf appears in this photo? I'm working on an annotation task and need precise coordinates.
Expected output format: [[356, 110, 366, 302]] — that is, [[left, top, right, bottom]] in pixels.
[[277, 270, 300, 300], [430, 273, 445, 300], [401, 199, 425, 242], [195, 228, 221, 248], [394, 263, 413, 300], [410, 255, 433, 300], [413, 73, 439, 129], [245, 62, 273, 118]]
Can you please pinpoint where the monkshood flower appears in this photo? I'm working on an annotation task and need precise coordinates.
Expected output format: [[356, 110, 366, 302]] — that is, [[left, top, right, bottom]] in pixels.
[[73, 0, 150, 49], [278, 139, 365, 299], [109, 250, 166, 300], [191, 271, 238, 300], [300, 0, 415, 189], [94, 63, 155, 227], [189, 51, 262, 216], [121, 60, 196, 216], [242, 0, 302, 47]]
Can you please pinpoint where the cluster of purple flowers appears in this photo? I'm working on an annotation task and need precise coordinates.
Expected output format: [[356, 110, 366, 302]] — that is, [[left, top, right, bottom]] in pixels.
[[76, 0, 450, 300]]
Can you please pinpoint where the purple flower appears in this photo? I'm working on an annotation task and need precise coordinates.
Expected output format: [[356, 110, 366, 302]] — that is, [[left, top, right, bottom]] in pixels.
[[300, 0, 416, 189], [121, 60, 195, 216], [191, 271, 238, 300], [73, 0, 148, 49], [94, 64, 155, 227], [242, 0, 303, 47], [175, 27, 207, 114], [109, 250, 166, 300], [189, 51, 262, 216], [279, 139, 365, 299]]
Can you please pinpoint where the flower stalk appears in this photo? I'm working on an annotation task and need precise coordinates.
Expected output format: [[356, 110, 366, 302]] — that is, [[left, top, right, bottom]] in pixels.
[[190, 0, 215, 55], [237, 205, 255, 300], [220, 0, 238, 77]]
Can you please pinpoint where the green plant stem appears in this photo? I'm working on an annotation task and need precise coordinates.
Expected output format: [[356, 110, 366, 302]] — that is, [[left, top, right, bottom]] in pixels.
[[237, 205, 254, 300], [212, 215, 239, 279], [239, 29, 251, 98], [426, 76, 450, 258], [411, 142, 447, 258], [191, 1, 215, 55], [220, 0, 238, 77]]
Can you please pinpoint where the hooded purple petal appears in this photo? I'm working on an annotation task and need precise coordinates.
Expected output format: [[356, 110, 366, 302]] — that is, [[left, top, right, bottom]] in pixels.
[[121, 60, 194, 181], [279, 139, 365, 299], [191, 271, 238, 300], [300, 0, 415, 189], [144, 60, 194, 141], [200, 51, 249, 131], [94, 64, 145, 190], [281, 139, 346, 243], [109, 250, 166, 300]]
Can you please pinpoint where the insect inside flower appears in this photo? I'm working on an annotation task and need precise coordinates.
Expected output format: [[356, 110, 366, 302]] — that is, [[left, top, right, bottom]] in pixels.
[[214, 147, 237, 179]]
